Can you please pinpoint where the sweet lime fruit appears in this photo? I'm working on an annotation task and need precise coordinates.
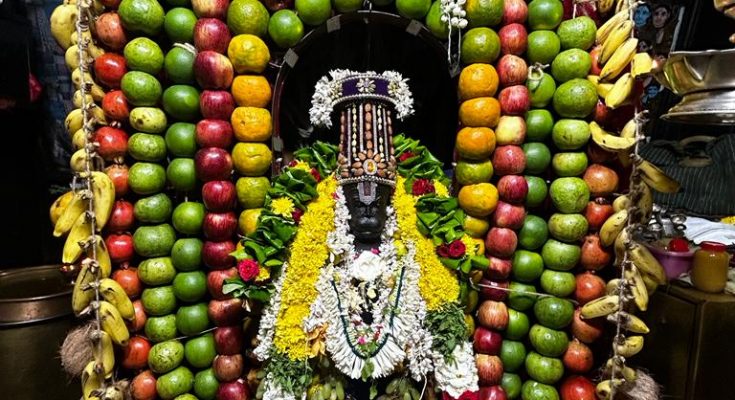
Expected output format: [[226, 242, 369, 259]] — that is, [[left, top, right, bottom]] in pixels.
[[118, 0, 165, 36], [461, 27, 501, 64], [465, 0, 504, 28], [167, 158, 197, 192], [518, 214, 548, 250], [164, 7, 197, 43], [425, 0, 449, 39], [227, 0, 270, 36], [523, 142, 551, 175], [524, 175, 548, 208], [238, 208, 262, 236], [551, 49, 592, 83], [134, 193, 173, 224], [165, 122, 197, 157], [455, 160, 494, 185], [232, 142, 273, 176], [176, 302, 210, 336], [527, 0, 563, 30], [396, 0, 431, 19], [268, 9, 304, 49], [236, 177, 270, 209], [124, 37, 164, 75], [557, 16, 596, 50], [552, 119, 591, 150], [163, 85, 200, 122], [121, 71, 162, 107], [184, 333, 216, 368], [527, 30, 561, 64], [172, 202, 206, 235], [165, 47, 196, 85], [194, 368, 219, 400], [463, 214, 491, 238], [548, 213, 589, 243], [128, 133, 167, 162], [334, 0, 363, 12], [549, 177, 589, 213], [552, 152, 588, 177], [541, 239, 581, 271], [505, 309, 530, 340], [552, 78, 598, 118], [171, 238, 203, 271], [512, 250, 544, 282], [525, 109, 554, 142], [527, 72, 556, 108], [129, 162, 167, 195], [295, 0, 332, 26], [227, 34, 271, 74]]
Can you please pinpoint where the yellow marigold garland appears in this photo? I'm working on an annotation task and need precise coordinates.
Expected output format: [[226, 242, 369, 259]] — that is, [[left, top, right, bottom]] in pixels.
[[273, 176, 337, 360], [394, 176, 460, 310]]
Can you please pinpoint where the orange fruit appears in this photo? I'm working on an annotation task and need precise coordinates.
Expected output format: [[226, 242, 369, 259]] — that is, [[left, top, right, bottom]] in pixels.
[[232, 142, 273, 176], [459, 64, 499, 100], [459, 97, 501, 127], [231, 75, 271, 107], [227, 34, 270, 74], [232, 107, 272, 142], [458, 183, 499, 217], [463, 214, 490, 238], [455, 127, 496, 160], [238, 208, 262, 235]]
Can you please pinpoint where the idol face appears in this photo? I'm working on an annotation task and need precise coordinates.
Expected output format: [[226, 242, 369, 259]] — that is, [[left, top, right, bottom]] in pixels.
[[343, 182, 393, 244]]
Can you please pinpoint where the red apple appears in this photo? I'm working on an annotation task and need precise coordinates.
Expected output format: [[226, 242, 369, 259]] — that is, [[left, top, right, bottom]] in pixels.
[[208, 267, 238, 299], [194, 51, 234, 90], [214, 326, 244, 355], [589, 46, 603, 75], [495, 116, 526, 145], [473, 326, 503, 355], [105, 163, 129, 197], [492, 145, 526, 176], [584, 198, 614, 231], [196, 147, 233, 181], [106, 233, 134, 264], [580, 234, 612, 271], [563, 339, 594, 374], [194, 18, 232, 53], [485, 227, 517, 259], [94, 126, 128, 162], [203, 180, 237, 212], [476, 355, 503, 386], [208, 298, 245, 326], [499, 23, 527, 56], [486, 256, 512, 280], [196, 119, 234, 149], [203, 240, 237, 269], [192, 0, 230, 19], [499, 85, 530, 116], [213, 354, 243, 381], [216, 379, 250, 400], [502, 0, 528, 24], [479, 386, 507, 400], [95, 12, 127, 50], [477, 300, 509, 331], [560, 376, 596, 400], [497, 54, 528, 87], [200, 90, 235, 120], [575, 272, 606, 305], [203, 212, 238, 241], [93, 53, 127, 89], [108, 199, 134, 232], [102, 90, 129, 121], [491, 201, 526, 230], [571, 308, 604, 343], [497, 175, 528, 204], [479, 278, 509, 301]]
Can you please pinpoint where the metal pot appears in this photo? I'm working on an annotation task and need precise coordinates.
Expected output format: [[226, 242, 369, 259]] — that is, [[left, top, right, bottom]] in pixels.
[[0, 265, 81, 400]]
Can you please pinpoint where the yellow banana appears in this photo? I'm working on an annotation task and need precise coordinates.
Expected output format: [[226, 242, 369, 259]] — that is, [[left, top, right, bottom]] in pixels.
[[70, 29, 93, 46], [597, 7, 630, 44], [73, 128, 87, 150], [92, 235, 112, 278], [606, 278, 622, 295], [600, 38, 638, 82], [631, 52, 654, 78], [71, 69, 106, 103], [608, 311, 650, 334], [596, 379, 624, 400], [598, 0, 615, 14], [597, 82, 615, 99], [604, 358, 637, 382], [641, 273, 660, 294], [581, 295, 620, 319], [70, 149, 88, 173], [615, 0, 628, 13], [65, 45, 83, 71], [99, 301, 130, 346], [49, 4, 78, 50], [600, 20, 634, 65], [99, 278, 134, 320], [605, 72, 634, 109], [625, 265, 649, 311], [81, 360, 104, 400], [612, 194, 631, 212], [635, 158, 681, 193], [615, 335, 644, 357], [629, 242, 668, 284], [90, 171, 115, 230], [620, 117, 637, 139], [65, 108, 84, 135], [87, 43, 106, 60], [50, 190, 75, 226], [600, 209, 628, 247], [90, 330, 115, 376], [587, 75, 599, 85], [590, 121, 637, 152], [72, 260, 97, 315], [634, 182, 654, 221], [73, 90, 95, 109], [613, 227, 629, 266], [63, 212, 93, 264]]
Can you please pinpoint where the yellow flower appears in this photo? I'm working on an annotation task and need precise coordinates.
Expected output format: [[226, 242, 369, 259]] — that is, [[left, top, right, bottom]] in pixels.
[[291, 160, 311, 171], [271, 197, 296, 218], [434, 180, 449, 197], [394, 176, 460, 310], [461, 234, 478, 256], [255, 266, 271, 282], [273, 176, 337, 360]]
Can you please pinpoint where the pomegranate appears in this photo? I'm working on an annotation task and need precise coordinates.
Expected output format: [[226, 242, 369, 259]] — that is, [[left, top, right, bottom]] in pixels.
[[95, 12, 127, 50], [126, 300, 147, 333], [105, 163, 129, 197], [130, 370, 156, 400], [106, 233, 134, 264], [112, 266, 142, 298], [560, 375, 597, 400], [579, 234, 612, 271], [570, 308, 603, 344], [584, 198, 614, 231], [562, 339, 594, 374], [575, 272, 606, 305], [583, 164, 619, 197], [94, 126, 128, 162], [107, 199, 135, 232], [121, 336, 151, 370], [93, 53, 127, 89], [102, 90, 130, 121]]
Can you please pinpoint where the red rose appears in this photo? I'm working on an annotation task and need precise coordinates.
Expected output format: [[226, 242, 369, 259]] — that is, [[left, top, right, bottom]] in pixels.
[[291, 208, 304, 223], [310, 168, 321, 182], [448, 240, 466, 258], [411, 178, 435, 196], [436, 244, 450, 258], [398, 151, 415, 162], [443, 391, 479, 400], [237, 259, 260, 282]]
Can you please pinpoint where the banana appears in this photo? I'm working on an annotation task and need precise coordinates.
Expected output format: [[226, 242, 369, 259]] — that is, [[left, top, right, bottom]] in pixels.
[[641, 273, 660, 293], [92, 235, 112, 278], [65, 108, 84, 135], [581, 295, 620, 319], [74, 90, 95, 109], [615, 335, 645, 357], [612, 194, 631, 212], [600, 38, 638, 82], [598, 0, 615, 14], [613, 227, 629, 266], [72, 260, 97, 315], [590, 121, 637, 152], [635, 158, 681, 193], [600, 20, 634, 65], [615, 0, 628, 13], [73, 128, 87, 150], [50, 190, 75, 226], [598, 82, 615, 99], [81, 360, 103, 400], [625, 265, 649, 311], [70, 29, 93, 46], [604, 358, 638, 381], [71, 69, 106, 102], [90, 330, 115, 376], [49, 4, 78, 50], [597, 8, 630, 45], [65, 45, 83, 71], [100, 278, 135, 320], [606, 278, 622, 295], [605, 72, 634, 109], [628, 241, 668, 284], [596, 379, 624, 400], [63, 212, 93, 264], [620, 118, 637, 139], [71, 148, 88, 173], [608, 311, 650, 334], [634, 181, 654, 222], [99, 301, 130, 346], [600, 209, 628, 247], [631, 52, 654, 77], [90, 171, 115, 230]]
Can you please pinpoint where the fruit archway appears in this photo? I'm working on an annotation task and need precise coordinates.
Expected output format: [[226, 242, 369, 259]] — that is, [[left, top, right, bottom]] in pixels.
[[270, 10, 458, 168]]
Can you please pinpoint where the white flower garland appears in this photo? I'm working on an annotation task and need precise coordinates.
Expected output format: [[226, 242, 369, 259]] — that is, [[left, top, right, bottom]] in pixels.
[[253, 262, 289, 362], [432, 342, 479, 398]]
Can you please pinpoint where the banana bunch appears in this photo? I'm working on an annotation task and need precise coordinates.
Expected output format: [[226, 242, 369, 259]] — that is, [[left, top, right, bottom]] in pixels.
[[589, 122, 637, 153], [98, 301, 130, 346], [383, 377, 421, 400], [304, 375, 346, 400], [53, 172, 115, 240]]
